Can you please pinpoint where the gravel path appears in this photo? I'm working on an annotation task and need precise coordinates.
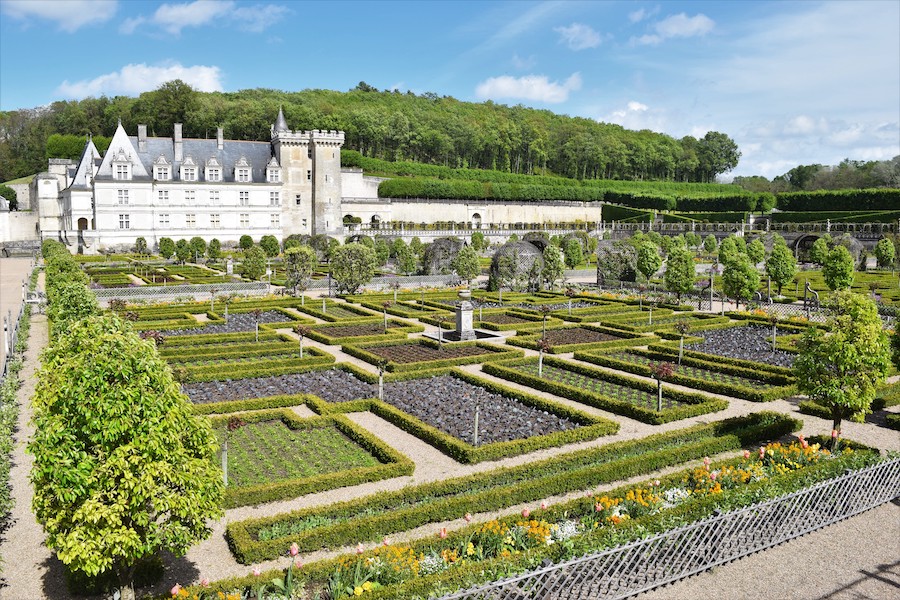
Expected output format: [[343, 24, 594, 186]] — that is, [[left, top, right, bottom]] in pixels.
[[2, 271, 899, 600]]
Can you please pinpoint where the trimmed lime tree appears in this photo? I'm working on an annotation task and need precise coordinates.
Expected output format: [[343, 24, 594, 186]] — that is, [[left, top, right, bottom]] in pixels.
[[636, 241, 662, 283], [452, 244, 481, 287], [241, 246, 267, 281], [331, 242, 377, 293], [284, 245, 318, 297], [721, 253, 760, 309], [30, 315, 223, 600], [664, 245, 695, 302], [765, 243, 797, 296], [822, 245, 854, 291], [793, 291, 890, 442], [874, 237, 895, 269], [541, 244, 565, 290]]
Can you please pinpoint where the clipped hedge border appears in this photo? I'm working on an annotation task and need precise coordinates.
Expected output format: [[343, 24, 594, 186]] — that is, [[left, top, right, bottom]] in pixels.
[[506, 324, 655, 354], [176, 347, 335, 382], [341, 338, 523, 372], [208, 409, 413, 508], [225, 411, 798, 563], [306, 318, 423, 345], [600, 314, 732, 334], [295, 301, 379, 322], [160, 337, 300, 362], [575, 347, 796, 402], [647, 341, 795, 377], [358, 300, 449, 320], [485, 356, 727, 424]]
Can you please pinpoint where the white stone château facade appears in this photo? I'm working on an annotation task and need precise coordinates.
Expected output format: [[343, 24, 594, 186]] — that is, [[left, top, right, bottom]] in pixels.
[[1, 110, 604, 253]]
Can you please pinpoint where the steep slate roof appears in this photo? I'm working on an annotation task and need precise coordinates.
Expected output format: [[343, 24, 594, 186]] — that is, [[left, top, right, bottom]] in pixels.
[[96, 122, 149, 179], [67, 137, 102, 190], [130, 136, 274, 183], [273, 107, 289, 133]]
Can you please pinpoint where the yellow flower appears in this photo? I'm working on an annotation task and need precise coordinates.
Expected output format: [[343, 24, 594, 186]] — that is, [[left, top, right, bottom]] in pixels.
[[354, 586, 364, 596], [362, 582, 373, 591]]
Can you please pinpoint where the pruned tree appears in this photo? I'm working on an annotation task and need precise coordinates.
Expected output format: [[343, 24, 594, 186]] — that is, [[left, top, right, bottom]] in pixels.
[[663, 245, 695, 303], [636, 241, 662, 283], [721, 253, 760, 309], [284, 245, 318, 297], [331, 242, 377, 294], [451, 244, 481, 286], [765, 243, 797, 295], [541, 244, 565, 290], [874, 237, 895, 269], [30, 315, 223, 600], [794, 291, 890, 442], [822, 245, 854, 291], [241, 246, 267, 281]]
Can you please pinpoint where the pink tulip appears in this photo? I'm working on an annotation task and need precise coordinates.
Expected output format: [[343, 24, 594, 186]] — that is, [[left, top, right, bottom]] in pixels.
[[200, 578, 209, 588], [356, 543, 365, 554], [252, 567, 261, 577], [540, 501, 548, 510], [464, 513, 472, 523], [289, 542, 299, 556], [710, 472, 717, 481], [522, 509, 530, 518], [383, 536, 390, 546], [743, 450, 751, 459], [171, 584, 182, 596], [595, 503, 603, 513], [295, 560, 303, 570], [831, 429, 838, 439], [759, 446, 766, 459], [653, 480, 661, 487], [439, 527, 448, 539]]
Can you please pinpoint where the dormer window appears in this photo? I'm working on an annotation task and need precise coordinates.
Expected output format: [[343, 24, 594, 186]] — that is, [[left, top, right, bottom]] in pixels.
[[206, 157, 221, 182], [267, 167, 281, 183], [181, 157, 198, 181], [235, 156, 251, 183], [153, 155, 171, 180], [112, 149, 131, 180]]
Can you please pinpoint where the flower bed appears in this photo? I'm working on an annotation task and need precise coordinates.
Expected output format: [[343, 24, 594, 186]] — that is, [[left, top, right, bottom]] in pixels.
[[171, 347, 334, 383], [306, 319, 422, 345], [575, 347, 796, 402], [209, 410, 413, 508], [225, 411, 797, 563], [485, 357, 727, 424], [158, 309, 303, 336], [682, 324, 798, 367], [598, 313, 731, 334], [342, 339, 522, 372], [207, 433, 878, 599], [295, 300, 379, 322], [506, 325, 652, 354]]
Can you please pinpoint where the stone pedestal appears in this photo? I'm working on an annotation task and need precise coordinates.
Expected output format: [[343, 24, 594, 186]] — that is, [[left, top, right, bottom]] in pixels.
[[455, 289, 476, 341]]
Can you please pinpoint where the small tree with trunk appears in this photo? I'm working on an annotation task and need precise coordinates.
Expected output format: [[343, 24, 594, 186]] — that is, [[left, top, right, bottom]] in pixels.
[[673, 321, 692, 365], [537, 337, 552, 378], [651, 362, 675, 412], [251, 308, 263, 342], [294, 324, 311, 358]]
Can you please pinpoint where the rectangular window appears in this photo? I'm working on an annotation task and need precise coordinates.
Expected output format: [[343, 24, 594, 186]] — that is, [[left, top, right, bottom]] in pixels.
[[117, 189, 128, 205], [267, 169, 280, 183], [306, 169, 311, 181], [302, 218, 307, 228], [158, 190, 169, 205], [209, 190, 220, 205], [183, 167, 196, 181], [325, 174, 329, 183], [307, 147, 312, 159], [211, 213, 220, 229], [239, 213, 250, 228], [186, 213, 196, 228], [269, 191, 280, 206], [115, 164, 129, 180], [271, 213, 280, 228], [237, 168, 250, 182], [159, 213, 169, 227], [156, 166, 170, 180], [185, 190, 195, 205], [119, 214, 130, 229], [239, 191, 249, 206], [295, 194, 302, 206], [207, 168, 220, 182]]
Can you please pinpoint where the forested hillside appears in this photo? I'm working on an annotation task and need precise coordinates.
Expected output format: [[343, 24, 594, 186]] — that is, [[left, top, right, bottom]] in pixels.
[[0, 80, 740, 184]]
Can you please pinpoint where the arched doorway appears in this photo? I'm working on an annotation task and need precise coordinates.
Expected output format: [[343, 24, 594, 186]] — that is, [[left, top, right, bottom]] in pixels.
[[471, 213, 482, 229], [77, 217, 88, 231]]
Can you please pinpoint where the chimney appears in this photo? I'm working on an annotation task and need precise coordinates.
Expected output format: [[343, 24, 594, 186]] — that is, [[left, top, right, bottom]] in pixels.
[[174, 123, 183, 161], [217, 127, 223, 150], [138, 125, 147, 152]]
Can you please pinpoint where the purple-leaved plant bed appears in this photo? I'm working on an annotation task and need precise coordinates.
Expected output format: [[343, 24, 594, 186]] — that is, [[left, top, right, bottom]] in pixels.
[[160, 310, 295, 336], [182, 368, 374, 404], [687, 325, 795, 367], [383, 375, 578, 445]]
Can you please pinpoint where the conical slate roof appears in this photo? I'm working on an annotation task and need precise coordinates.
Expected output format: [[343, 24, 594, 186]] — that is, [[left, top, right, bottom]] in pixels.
[[274, 107, 289, 132]]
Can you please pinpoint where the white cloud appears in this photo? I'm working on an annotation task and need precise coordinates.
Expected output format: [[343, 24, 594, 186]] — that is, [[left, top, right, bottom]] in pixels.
[[476, 73, 582, 104], [632, 12, 714, 45], [231, 3, 290, 33], [1, 0, 117, 32], [554, 22, 601, 51], [628, 6, 659, 24], [118, 16, 145, 35], [152, 0, 233, 35], [602, 100, 670, 132], [56, 63, 224, 99]]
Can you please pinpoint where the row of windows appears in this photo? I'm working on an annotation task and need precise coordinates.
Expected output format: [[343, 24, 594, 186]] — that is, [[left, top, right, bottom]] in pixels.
[[118, 213, 281, 229], [116, 190, 281, 206], [151, 165, 281, 183]]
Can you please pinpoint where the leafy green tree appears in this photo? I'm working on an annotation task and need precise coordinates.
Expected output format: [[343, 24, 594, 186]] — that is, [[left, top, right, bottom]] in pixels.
[[158, 237, 175, 260], [331, 242, 377, 293], [283, 234, 303, 251], [563, 238, 584, 269], [395, 243, 418, 276], [721, 253, 760, 308], [46, 280, 101, 339], [823, 245, 854, 291], [284, 245, 317, 296], [373, 238, 391, 266], [409, 236, 424, 257], [794, 292, 890, 438], [239, 235, 254, 251], [765, 243, 798, 295], [809, 235, 831, 265], [259, 235, 280, 257], [134, 237, 148, 254], [188, 236, 206, 261], [718, 235, 746, 266], [541, 245, 565, 290], [0, 184, 17, 210], [874, 237, 895, 268], [697, 131, 741, 182], [471, 231, 486, 251], [452, 244, 481, 285], [746, 238, 766, 264], [241, 246, 267, 280], [703, 234, 717, 254], [636, 241, 662, 283], [174, 239, 191, 263], [664, 246, 696, 302], [207, 238, 221, 260], [30, 315, 223, 600]]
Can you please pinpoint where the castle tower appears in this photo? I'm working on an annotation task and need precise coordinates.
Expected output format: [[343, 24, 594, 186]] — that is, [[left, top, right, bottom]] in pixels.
[[271, 109, 344, 236]]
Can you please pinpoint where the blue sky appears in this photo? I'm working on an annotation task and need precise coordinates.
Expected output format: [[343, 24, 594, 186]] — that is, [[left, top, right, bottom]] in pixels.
[[1, 0, 898, 179]]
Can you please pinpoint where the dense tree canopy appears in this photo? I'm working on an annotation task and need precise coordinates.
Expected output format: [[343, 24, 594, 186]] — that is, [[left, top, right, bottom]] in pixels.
[[1, 80, 742, 184]]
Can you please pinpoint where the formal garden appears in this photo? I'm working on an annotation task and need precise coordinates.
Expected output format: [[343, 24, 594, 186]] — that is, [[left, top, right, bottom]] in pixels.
[[2, 232, 899, 600]]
